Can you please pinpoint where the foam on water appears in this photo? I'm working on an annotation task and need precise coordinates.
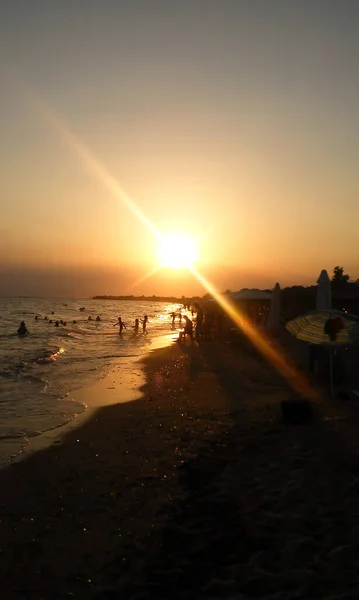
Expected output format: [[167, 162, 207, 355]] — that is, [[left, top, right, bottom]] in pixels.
[[0, 297, 183, 466]]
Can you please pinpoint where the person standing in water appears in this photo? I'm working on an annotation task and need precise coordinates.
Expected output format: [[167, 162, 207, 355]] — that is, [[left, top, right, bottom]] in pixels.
[[141, 315, 148, 334], [114, 316, 126, 334], [17, 321, 29, 335], [133, 318, 139, 332]]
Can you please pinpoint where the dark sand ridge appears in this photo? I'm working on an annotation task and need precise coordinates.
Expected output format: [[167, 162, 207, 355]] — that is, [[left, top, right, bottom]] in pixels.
[[1, 333, 359, 599]]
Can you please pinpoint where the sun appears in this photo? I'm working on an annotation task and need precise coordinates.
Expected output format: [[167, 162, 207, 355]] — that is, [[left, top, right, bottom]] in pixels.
[[158, 232, 197, 269]]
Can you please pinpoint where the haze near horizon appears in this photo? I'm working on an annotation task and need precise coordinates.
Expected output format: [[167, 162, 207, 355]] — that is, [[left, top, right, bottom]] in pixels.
[[1, 0, 359, 297]]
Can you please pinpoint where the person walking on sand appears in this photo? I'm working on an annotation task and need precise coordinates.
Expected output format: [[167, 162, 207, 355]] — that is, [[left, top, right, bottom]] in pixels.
[[141, 315, 148, 334], [114, 316, 126, 334]]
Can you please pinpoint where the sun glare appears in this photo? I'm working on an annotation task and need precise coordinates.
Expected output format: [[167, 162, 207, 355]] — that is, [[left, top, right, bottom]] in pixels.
[[158, 232, 197, 269]]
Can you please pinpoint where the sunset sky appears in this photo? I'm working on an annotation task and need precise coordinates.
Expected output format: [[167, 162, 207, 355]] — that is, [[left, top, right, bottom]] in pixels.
[[1, 0, 359, 297]]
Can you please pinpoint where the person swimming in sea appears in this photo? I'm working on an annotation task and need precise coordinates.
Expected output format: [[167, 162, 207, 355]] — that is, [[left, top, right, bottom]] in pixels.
[[95, 316, 101, 322], [88, 316, 92, 321], [17, 321, 29, 336], [114, 317, 126, 334]]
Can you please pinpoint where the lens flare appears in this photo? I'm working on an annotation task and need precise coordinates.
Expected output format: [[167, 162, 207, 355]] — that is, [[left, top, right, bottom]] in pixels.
[[26, 84, 316, 401]]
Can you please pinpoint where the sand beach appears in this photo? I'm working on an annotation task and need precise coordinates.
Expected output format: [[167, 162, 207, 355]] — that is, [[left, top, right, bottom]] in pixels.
[[1, 332, 359, 599]]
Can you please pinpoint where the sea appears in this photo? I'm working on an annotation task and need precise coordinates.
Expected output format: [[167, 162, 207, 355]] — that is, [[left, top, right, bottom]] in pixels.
[[0, 297, 183, 467]]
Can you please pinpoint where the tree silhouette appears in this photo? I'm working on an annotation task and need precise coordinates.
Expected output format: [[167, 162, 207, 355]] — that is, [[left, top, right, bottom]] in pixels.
[[332, 266, 350, 285]]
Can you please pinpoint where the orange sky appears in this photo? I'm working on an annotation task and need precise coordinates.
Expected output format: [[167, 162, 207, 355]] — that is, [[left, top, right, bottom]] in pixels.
[[1, 1, 359, 297]]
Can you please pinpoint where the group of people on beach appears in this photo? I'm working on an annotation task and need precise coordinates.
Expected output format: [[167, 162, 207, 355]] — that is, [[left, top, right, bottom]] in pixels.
[[114, 315, 148, 335], [175, 303, 226, 344]]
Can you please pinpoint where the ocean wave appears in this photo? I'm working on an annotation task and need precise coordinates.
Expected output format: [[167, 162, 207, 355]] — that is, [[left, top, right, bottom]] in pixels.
[[0, 333, 20, 339], [35, 347, 65, 364], [22, 373, 48, 385], [0, 432, 26, 441]]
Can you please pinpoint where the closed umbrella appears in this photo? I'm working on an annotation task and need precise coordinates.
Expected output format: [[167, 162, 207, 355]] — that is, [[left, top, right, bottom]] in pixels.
[[266, 283, 281, 329], [286, 309, 359, 395], [316, 269, 332, 310]]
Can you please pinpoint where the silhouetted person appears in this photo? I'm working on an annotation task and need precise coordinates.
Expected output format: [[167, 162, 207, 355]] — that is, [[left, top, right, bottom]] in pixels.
[[35, 316, 38, 320], [196, 310, 204, 328], [73, 320, 77, 324], [182, 315, 193, 343], [63, 321, 67, 326], [171, 312, 176, 324], [178, 312, 182, 324], [96, 316, 101, 322], [88, 316, 92, 321], [133, 318, 139, 332], [55, 321, 59, 327], [44, 316, 48, 321], [17, 321, 29, 336], [141, 315, 148, 333], [115, 317, 126, 334]]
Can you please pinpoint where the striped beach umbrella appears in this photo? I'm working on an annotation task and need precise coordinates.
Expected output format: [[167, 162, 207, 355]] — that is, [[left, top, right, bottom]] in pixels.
[[286, 309, 359, 395], [286, 309, 359, 346]]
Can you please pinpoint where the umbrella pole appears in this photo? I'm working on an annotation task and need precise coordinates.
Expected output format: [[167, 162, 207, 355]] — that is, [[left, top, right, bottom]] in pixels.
[[329, 349, 334, 397]]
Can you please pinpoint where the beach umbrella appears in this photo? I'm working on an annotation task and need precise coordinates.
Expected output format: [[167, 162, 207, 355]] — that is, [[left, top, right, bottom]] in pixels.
[[316, 269, 332, 310], [266, 283, 281, 329], [286, 309, 359, 395]]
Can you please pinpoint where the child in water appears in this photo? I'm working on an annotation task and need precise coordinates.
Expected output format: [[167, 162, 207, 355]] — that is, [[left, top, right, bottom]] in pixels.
[[140, 315, 148, 333], [115, 316, 126, 334], [133, 318, 139, 332], [17, 321, 29, 335]]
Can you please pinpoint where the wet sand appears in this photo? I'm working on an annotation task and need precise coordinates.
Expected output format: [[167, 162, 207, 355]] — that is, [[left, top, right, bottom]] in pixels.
[[2, 333, 359, 599]]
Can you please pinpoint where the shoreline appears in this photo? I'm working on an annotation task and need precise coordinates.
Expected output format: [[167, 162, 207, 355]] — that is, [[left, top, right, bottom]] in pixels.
[[5, 331, 176, 469], [2, 333, 359, 598]]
